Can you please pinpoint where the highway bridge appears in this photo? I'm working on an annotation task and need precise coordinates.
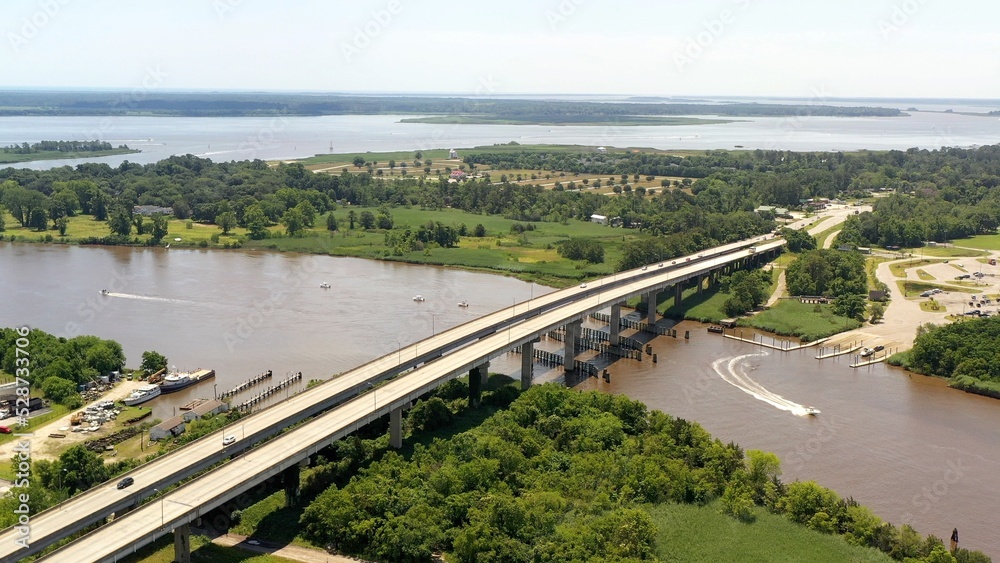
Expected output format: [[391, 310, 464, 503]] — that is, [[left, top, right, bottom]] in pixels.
[[0, 236, 783, 563]]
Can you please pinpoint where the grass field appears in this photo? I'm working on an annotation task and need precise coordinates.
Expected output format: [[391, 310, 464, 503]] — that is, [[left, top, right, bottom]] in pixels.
[[649, 500, 891, 562], [888, 258, 944, 278], [951, 233, 1000, 251], [915, 269, 935, 280], [243, 206, 645, 285], [742, 300, 862, 342], [0, 147, 138, 164], [901, 245, 987, 258], [895, 280, 978, 298], [814, 223, 843, 249]]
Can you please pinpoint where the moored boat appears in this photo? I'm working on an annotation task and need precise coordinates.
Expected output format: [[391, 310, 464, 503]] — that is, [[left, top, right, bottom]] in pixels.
[[159, 368, 215, 394], [123, 384, 161, 406], [707, 325, 724, 333]]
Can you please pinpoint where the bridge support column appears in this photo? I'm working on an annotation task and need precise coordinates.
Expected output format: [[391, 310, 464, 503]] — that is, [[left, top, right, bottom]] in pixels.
[[646, 292, 657, 324], [469, 362, 489, 407], [609, 303, 622, 345], [390, 406, 403, 449], [697, 274, 706, 294], [674, 284, 683, 307], [520, 341, 534, 390], [564, 320, 581, 373], [174, 523, 192, 563], [283, 463, 300, 508]]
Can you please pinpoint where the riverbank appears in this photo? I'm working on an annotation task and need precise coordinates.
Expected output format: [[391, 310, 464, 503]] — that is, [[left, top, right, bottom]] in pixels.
[[0, 147, 139, 164]]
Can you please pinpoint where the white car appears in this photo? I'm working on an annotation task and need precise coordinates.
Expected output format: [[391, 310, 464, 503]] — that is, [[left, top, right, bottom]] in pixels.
[[222, 435, 236, 446], [579, 283, 587, 288]]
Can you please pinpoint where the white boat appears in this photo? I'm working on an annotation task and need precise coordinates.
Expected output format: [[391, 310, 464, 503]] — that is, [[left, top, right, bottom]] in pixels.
[[413, 295, 425, 302], [319, 282, 331, 289], [458, 301, 469, 307], [803, 407, 820, 416], [123, 384, 161, 406]]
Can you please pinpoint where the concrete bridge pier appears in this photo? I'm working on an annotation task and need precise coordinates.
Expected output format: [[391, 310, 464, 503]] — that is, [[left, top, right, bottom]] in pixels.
[[174, 523, 191, 563], [520, 340, 535, 390], [609, 303, 622, 347], [697, 274, 706, 294], [390, 406, 403, 449], [674, 284, 683, 307], [563, 320, 582, 373], [469, 362, 489, 406], [645, 293, 657, 324], [283, 462, 301, 507]]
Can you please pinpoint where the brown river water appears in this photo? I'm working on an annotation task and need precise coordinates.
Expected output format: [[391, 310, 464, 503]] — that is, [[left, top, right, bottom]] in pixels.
[[2, 243, 998, 556]]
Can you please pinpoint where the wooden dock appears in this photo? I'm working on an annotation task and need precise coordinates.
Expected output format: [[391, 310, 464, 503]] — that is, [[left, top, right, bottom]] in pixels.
[[723, 333, 826, 351], [815, 344, 863, 360], [850, 355, 887, 368]]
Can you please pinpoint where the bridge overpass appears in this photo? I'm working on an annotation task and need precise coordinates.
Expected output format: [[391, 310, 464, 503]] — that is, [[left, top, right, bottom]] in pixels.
[[0, 236, 783, 563]]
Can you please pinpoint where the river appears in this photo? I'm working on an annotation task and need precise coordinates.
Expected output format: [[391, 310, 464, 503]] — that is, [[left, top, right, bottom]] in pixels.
[[2, 243, 999, 556], [3, 108, 1000, 170]]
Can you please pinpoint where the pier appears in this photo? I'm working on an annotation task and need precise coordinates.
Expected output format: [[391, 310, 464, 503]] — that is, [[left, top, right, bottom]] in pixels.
[[218, 370, 273, 400], [234, 371, 303, 413]]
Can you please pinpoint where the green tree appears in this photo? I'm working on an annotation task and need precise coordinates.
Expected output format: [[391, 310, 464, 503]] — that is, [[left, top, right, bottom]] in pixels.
[[86, 340, 125, 375], [359, 210, 376, 230], [781, 227, 817, 252], [41, 376, 78, 404], [281, 207, 305, 237], [216, 211, 237, 234], [140, 350, 168, 375], [870, 302, 885, 323], [108, 206, 132, 237], [347, 210, 357, 230], [473, 223, 486, 237], [0, 206, 5, 231], [325, 213, 338, 231], [352, 156, 366, 168], [833, 294, 867, 320], [244, 204, 269, 240], [55, 216, 68, 236], [295, 200, 317, 227], [29, 206, 48, 231], [150, 213, 169, 243], [59, 445, 109, 495], [376, 209, 394, 230]]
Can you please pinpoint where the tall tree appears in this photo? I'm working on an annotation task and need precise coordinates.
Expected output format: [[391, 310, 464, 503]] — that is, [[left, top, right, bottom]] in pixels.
[[108, 206, 132, 237], [281, 207, 305, 237], [150, 213, 169, 243], [216, 211, 237, 234]]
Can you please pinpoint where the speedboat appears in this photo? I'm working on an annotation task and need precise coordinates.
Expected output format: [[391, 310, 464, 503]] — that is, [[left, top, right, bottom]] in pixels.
[[319, 282, 331, 289], [860, 348, 874, 358], [803, 407, 820, 416], [100, 289, 109, 295], [458, 301, 469, 307], [413, 295, 425, 302]]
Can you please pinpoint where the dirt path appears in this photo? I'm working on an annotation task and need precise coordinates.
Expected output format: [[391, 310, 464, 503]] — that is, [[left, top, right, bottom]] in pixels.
[[766, 269, 786, 308], [209, 533, 364, 563]]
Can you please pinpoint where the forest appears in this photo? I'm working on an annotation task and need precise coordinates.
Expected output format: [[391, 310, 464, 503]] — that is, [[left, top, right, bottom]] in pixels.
[[896, 318, 1000, 398], [296, 384, 988, 563], [0, 140, 129, 154]]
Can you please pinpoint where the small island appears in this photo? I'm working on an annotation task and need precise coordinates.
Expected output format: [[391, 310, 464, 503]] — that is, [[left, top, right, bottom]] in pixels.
[[0, 140, 139, 164]]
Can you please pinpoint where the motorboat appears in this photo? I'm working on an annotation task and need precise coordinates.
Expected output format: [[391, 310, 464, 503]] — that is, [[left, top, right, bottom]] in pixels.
[[413, 295, 425, 302], [458, 301, 469, 307], [707, 325, 724, 334], [123, 384, 161, 406], [100, 289, 109, 295], [872, 345, 885, 353], [319, 282, 331, 289], [860, 347, 874, 358], [803, 407, 820, 416]]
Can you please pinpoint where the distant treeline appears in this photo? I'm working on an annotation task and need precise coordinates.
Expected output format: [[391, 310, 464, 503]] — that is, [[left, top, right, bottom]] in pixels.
[[1, 140, 127, 154], [0, 91, 902, 118]]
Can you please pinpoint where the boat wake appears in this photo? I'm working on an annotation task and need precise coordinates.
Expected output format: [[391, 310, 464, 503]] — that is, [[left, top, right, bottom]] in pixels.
[[101, 292, 194, 305], [711, 352, 816, 416]]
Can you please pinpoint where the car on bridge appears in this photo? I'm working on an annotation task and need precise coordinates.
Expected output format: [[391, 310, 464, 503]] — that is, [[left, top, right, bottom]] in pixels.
[[223, 435, 236, 446], [116, 477, 134, 490]]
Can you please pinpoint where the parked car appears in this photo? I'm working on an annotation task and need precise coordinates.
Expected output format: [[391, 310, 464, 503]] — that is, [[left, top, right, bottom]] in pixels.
[[0, 426, 11, 434], [117, 477, 134, 490]]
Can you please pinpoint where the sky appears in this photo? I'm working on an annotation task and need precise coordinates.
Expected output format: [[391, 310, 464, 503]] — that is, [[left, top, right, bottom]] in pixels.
[[2, 0, 999, 99]]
